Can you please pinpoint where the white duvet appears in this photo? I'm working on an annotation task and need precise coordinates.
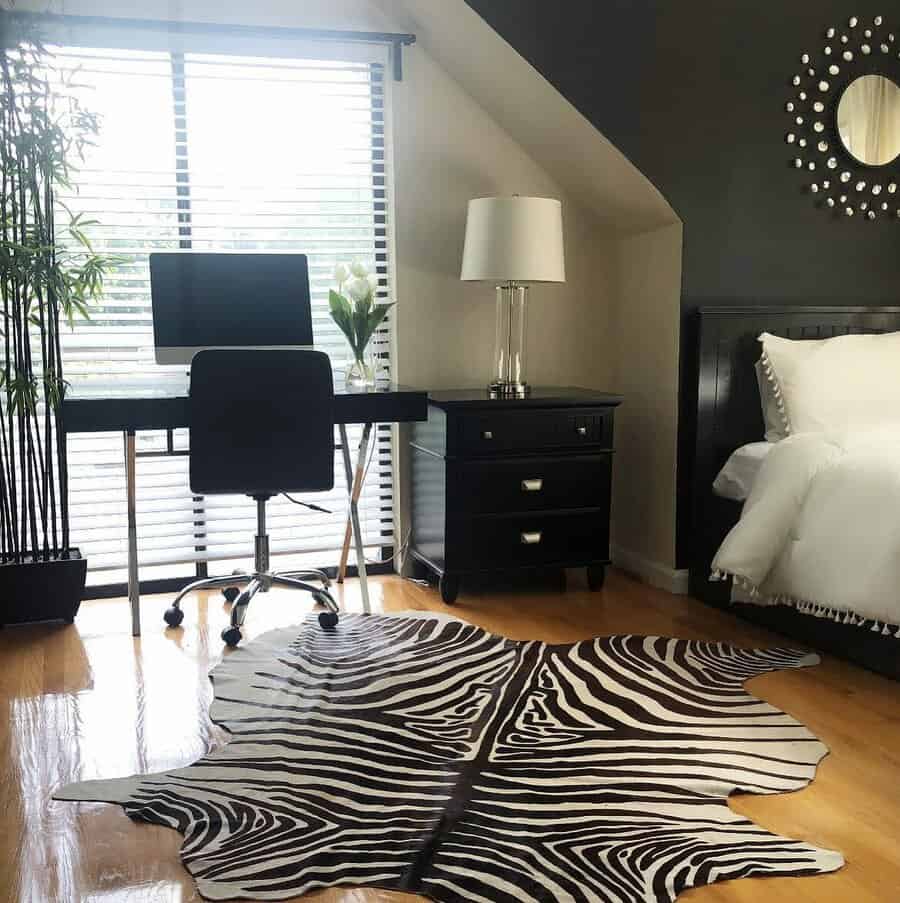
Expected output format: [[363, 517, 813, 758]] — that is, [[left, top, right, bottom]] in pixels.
[[712, 425, 900, 632]]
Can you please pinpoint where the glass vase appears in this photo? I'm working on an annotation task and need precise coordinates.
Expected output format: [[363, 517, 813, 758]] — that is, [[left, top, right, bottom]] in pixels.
[[345, 347, 377, 389]]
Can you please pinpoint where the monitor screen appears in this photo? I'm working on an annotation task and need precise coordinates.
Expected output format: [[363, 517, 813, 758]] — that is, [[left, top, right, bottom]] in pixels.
[[150, 252, 314, 365]]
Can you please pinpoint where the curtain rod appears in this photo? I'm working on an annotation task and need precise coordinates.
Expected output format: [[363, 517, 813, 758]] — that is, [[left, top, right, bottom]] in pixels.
[[3, 11, 417, 80]]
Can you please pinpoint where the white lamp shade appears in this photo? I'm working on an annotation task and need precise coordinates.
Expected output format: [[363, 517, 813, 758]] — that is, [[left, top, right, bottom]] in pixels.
[[460, 196, 565, 283]]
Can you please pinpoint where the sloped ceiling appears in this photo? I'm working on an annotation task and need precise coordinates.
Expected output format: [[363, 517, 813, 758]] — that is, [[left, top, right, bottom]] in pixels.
[[374, 0, 678, 235]]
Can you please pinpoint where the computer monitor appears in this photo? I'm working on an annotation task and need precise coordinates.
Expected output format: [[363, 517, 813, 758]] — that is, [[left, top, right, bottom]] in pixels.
[[150, 252, 314, 365]]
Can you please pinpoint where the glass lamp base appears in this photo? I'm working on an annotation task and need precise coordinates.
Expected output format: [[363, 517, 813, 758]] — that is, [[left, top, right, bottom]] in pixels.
[[488, 381, 531, 399], [491, 283, 529, 393]]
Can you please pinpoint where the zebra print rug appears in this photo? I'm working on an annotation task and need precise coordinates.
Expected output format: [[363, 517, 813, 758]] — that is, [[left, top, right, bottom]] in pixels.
[[56, 612, 843, 902]]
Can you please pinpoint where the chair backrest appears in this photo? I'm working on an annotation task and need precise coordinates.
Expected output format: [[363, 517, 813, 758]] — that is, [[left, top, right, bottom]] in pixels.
[[189, 349, 334, 497]]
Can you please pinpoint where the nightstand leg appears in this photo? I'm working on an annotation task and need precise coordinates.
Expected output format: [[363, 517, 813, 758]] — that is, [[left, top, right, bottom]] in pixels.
[[439, 574, 459, 605], [587, 565, 606, 591]]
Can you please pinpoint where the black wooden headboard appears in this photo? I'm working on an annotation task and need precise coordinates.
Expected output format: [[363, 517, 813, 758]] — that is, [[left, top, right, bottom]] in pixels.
[[689, 305, 900, 602]]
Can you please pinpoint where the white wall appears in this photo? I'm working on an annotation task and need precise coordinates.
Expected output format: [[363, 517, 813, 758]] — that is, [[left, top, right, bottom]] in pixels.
[[391, 46, 613, 392], [386, 43, 615, 568], [381, 1, 686, 590], [608, 223, 684, 590]]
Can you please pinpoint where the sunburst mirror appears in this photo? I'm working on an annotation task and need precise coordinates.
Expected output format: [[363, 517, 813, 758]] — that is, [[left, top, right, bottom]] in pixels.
[[785, 14, 900, 220]]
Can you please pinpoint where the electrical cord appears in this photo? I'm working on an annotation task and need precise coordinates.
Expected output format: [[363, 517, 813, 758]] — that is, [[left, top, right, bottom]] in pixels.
[[281, 493, 332, 514], [280, 427, 377, 516], [281, 427, 398, 563], [367, 525, 411, 566]]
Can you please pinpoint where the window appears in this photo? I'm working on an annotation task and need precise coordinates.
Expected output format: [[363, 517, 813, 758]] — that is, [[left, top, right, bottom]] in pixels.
[[48, 35, 394, 590]]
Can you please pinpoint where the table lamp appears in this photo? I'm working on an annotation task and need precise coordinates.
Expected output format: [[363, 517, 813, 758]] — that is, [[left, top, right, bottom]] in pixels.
[[461, 196, 565, 397]]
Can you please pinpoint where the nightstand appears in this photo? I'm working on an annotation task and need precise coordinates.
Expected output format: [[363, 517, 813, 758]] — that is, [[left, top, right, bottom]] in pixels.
[[409, 387, 622, 603]]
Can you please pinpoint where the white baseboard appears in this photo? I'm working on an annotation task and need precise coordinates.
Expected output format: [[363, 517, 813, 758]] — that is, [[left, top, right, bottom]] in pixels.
[[611, 544, 689, 595]]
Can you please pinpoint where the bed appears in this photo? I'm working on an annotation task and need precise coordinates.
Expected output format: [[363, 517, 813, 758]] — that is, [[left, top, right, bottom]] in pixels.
[[690, 305, 900, 680]]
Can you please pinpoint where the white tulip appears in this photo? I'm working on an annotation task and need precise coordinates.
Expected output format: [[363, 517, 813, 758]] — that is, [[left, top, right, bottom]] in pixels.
[[333, 262, 350, 285], [367, 273, 379, 294], [350, 260, 368, 278], [346, 277, 371, 303]]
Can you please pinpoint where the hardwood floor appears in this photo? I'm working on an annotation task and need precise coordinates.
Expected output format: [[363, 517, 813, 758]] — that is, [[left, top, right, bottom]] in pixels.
[[1, 569, 898, 903]]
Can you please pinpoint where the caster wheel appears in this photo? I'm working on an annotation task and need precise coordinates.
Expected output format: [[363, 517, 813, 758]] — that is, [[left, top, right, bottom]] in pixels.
[[221, 626, 242, 647], [587, 565, 606, 591], [222, 586, 240, 603], [318, 611, 339, 629], [439, 574, 459, 605], [164, 606, 185, 627]]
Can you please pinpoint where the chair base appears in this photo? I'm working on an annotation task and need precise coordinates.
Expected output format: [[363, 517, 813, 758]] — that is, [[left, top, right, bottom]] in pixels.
[[164, 498, 340, 645], [163, 568, 339, 645]]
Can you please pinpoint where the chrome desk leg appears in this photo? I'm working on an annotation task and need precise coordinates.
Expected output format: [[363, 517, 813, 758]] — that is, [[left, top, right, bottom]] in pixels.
[[337, 423, 369, 583], [338, 422, 373, 614], [125, 429, 141, 637]]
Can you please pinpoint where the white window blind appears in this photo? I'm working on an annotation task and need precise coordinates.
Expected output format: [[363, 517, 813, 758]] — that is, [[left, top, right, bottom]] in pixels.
[[48, 41, 394, 589]]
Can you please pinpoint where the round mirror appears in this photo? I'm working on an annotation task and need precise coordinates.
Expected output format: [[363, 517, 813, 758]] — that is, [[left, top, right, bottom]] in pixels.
[[837, 74, 900, 166]]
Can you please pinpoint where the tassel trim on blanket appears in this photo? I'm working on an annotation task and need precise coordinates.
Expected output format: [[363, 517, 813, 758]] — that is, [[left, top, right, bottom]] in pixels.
[[710, 568, 900, 639], [759, 349, 792, 435]]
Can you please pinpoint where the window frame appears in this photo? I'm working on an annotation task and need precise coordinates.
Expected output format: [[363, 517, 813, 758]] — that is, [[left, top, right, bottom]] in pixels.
[[31, 16, 402, 596]]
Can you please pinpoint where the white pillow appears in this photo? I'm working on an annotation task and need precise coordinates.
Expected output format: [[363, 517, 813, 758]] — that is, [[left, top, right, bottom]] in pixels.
[[759, 331, 900, 434], [755, 359, 787, 442], [713, 442, 775, 501]]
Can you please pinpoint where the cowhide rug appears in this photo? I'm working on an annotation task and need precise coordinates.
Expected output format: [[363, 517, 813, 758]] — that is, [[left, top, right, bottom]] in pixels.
[[56, 612, 843, 902]]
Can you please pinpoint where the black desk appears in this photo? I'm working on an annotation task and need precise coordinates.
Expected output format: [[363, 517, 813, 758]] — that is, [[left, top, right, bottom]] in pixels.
[[62, 383, 428, 635]]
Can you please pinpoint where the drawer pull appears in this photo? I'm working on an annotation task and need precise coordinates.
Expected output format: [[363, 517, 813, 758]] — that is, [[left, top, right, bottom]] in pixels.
[[521, 478, 543, 492], [520, 531, 543, 545], [576, 425, 588, 436], [482, 430, 493, 440]]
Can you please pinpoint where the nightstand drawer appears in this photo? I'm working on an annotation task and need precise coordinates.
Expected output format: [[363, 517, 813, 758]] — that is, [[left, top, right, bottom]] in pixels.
[[454, 454, 611, 514], [454, 407, 613, 455], [451, 510, 609, 570]]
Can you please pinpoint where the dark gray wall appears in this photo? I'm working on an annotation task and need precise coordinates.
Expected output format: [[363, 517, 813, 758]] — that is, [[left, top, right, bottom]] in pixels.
[[466, 0, 900, 565]]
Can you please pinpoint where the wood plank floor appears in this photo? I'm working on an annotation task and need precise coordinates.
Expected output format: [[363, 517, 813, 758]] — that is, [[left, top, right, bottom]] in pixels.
[[1, 569, 898, 903]]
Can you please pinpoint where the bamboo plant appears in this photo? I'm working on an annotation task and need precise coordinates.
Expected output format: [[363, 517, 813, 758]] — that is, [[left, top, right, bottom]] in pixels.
[[0, 29, 116, 564]]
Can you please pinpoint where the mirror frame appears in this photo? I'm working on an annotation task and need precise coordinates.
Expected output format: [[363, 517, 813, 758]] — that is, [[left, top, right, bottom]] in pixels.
[[785, 14, 900, 220]]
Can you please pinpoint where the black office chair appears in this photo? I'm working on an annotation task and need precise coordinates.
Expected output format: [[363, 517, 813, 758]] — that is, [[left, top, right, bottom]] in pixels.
[[163, 349, 340, 646]]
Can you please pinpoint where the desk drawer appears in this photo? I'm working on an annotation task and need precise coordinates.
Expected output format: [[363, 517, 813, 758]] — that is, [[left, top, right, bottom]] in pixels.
[[451, 510, 609, 570], [454, 407, 613, 455], [454, 454, 611, 514]]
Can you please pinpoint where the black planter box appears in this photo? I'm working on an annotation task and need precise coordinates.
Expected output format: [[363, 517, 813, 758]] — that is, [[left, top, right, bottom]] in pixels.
[[0, 549, 87, 626]]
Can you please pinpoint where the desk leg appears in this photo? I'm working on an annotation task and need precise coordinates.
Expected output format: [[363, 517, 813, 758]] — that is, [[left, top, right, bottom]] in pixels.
[[337, 423, 371, 584], [338, 423, 373, 614], [124, 430, 141, 637]]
